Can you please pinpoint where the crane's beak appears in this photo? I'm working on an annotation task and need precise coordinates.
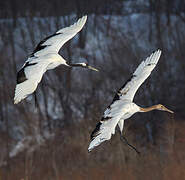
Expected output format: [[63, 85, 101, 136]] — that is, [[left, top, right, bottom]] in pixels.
[[164, 107, 174, 114], [87, 65, 99, 72]]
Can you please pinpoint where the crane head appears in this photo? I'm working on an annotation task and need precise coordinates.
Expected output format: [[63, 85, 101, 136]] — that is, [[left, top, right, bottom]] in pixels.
[[77, 63, 99, 72], [157, 104, 174, 113]]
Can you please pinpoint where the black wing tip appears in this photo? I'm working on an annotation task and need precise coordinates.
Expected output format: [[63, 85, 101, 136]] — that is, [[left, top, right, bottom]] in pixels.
[[31, 45, 47, 56], [88, 149, 91, 153], [119, 75, 135, 91], [90, 122, 102, 140], [16, 62, 38, 84], [25, 62, 37, 67], [31, 32, 62, 56], [17, 68, 27, 84], [111, 74, 136, 104], [112, 93, 120, 103], [17, 62, 39, 84], [152, 49, 162, 54]]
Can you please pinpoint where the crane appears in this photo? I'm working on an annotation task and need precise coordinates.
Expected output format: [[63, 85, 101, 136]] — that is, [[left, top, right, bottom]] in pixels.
[[14, 15, 98, 104], [88, 50, 174, 153]]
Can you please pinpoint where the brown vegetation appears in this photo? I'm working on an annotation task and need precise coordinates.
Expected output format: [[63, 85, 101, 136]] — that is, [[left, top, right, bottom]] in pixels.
[[1, 114, 185, 180]]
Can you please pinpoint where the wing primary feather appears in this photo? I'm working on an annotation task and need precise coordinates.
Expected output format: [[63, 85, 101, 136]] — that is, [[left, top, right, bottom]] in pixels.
[[24, 62, 37, 67], [118, 49, 162, 101], [111, 75, 136, 104], [17, 68, 27, 84], [30, 15, 87, 57], [30, 32, 62, 57], [90, 122, 102, 140], [17, 62, 38, 84]]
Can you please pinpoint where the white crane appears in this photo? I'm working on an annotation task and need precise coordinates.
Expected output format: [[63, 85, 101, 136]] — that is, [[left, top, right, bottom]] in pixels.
[[14, 15, 98, 104], [88, 50, 174, 153]]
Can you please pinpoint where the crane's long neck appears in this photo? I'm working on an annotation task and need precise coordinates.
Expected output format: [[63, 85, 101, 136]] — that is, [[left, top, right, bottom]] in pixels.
[[65, 62, 99, 71], [139, 105, 158, 112], [66, 62, 86, 68]]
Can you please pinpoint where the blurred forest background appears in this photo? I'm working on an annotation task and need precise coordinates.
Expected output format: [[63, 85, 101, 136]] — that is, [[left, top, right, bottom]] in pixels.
[[0, 0, 185, 179]]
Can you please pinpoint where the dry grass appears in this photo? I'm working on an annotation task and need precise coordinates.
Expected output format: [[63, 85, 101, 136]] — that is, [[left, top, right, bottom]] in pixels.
[[0, 115, 185, 180]]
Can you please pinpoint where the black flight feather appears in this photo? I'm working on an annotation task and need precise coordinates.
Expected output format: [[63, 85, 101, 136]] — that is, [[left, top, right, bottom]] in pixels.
[[30, 32, 62, 56]]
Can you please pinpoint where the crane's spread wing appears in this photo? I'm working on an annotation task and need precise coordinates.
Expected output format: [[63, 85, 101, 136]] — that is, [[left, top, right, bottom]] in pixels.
[[114, 50, 162, 102], [14, 16, 87, 104], [88, 101, 129, 152], [30, 15, 87, 57], [14, 57, 50, 104], [88, 50, 161, 152]]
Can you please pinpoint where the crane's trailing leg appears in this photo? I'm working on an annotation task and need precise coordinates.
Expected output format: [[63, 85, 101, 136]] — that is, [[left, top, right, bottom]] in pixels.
[[120, 135, 140, 154], [34, 91, 39, 109]]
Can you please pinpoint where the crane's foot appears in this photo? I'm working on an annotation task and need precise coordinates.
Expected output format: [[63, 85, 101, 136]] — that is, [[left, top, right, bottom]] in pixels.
[[120, 135, 140, 155]]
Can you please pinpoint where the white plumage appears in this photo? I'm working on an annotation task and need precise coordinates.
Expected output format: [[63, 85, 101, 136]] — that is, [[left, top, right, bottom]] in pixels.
[[88, 50, 173, 152], [120, 50, 162, 101], [14, 15, 98, 104]]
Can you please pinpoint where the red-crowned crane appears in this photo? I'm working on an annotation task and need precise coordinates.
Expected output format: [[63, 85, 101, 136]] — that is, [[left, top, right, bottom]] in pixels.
[[88, 50, 173, 153], [14, 15, 98, 104]]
